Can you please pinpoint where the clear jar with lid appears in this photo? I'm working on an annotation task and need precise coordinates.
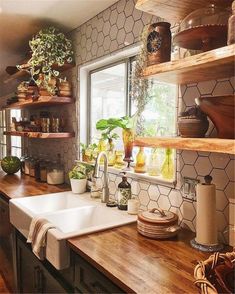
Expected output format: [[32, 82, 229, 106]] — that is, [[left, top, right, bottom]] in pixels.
[[40, 159, 50, 182], [24, 157, 31, 175], [29, 157, 37, 177], [47, 155, 64, 185]]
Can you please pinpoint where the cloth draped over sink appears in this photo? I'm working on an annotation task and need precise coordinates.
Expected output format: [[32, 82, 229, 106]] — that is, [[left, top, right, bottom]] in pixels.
[[27, 217, 57, 260]]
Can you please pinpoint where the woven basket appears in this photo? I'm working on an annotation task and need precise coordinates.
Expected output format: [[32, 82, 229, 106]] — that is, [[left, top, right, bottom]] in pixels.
[[194, 251, 235, 294]]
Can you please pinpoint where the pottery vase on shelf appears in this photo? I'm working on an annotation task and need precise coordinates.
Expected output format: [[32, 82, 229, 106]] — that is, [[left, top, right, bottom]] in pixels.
[[178, 106, 209, 138], [147, 22, 171, 66], [58, 80, 72, 97], [122, 128, 135, 169]]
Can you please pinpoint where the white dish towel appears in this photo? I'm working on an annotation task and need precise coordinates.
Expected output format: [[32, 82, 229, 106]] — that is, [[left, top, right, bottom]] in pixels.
[[27, 217, 56, 260]]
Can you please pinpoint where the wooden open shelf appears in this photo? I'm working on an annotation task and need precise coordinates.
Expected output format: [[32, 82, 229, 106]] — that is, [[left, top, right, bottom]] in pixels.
[[4, 131, 75, 139], [135, 0, 233, 23], [134, 137, 235, 155], [142, 45, 235, 84], [4, 62, 75, 84], [2, 96, 74, 110]]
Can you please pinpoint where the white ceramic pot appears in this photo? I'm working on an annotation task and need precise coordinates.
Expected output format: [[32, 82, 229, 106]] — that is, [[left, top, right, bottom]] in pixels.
[[70, 178, 87, 194]]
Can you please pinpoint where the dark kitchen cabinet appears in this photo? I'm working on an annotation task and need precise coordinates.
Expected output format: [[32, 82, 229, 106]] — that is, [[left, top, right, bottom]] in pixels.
[[74, 255, 123, 294], [0, 195, 15, 292], [16, 235, 73, 293]]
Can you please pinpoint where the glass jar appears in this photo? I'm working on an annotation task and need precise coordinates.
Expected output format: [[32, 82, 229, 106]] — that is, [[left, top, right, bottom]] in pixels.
[[228, 1, 235, 45], [47, 161, 64, 185], [29, 158, 36, 177], [161, 148, 174, 180], [147, 149, 160, 176], [34, 158, 41, 181], [134, 147, 146, 173], [24, 157, 31, 175], [107, 139, 116, 166], [40, 160, 49, 182]]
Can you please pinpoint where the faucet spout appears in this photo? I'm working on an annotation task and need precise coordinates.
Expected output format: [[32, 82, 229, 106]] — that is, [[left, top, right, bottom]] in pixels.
[[94, 152, 109, 203]]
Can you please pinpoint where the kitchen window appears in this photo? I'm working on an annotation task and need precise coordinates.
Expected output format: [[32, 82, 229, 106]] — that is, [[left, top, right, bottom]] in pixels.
[[0, 110, 7, 159], [88, 57, 177, 164], [10, 109, 22, 158]]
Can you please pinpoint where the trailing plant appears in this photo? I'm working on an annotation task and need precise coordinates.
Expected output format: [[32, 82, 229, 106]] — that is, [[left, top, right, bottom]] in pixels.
[[130, 26, 153, 114], [130, 25, 153, 135], [18, 26, 74, 94]]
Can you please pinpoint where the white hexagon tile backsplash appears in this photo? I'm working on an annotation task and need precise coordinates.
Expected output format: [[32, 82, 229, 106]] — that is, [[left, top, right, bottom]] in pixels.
[[26, 0, 235, 246]]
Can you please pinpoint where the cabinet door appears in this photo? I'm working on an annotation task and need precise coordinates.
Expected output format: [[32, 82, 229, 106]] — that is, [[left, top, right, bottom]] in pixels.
[[17, 237, 69, 293], [0, 196, 12, 237], [74, 255, 123, 294]]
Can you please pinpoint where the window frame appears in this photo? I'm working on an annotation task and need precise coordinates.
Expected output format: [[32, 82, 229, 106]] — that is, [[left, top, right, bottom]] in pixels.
[[87, 58, 130, 143]]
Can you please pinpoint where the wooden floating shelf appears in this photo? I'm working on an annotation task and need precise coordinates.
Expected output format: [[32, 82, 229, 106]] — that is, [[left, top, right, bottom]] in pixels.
[[135, 0, 233, 22], [134, 137, 235, 155], [4, 131, 75, 139], [142, 45, 235, 84], [2, 96, 74, 110], [4, 62, 75, 84]]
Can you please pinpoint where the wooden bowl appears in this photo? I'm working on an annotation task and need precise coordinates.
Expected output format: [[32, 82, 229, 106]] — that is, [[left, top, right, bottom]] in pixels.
[[178, 117, 209, 138]]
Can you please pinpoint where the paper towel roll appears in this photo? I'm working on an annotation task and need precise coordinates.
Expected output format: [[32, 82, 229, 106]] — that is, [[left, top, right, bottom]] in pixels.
[[196, 182, 218, 246]]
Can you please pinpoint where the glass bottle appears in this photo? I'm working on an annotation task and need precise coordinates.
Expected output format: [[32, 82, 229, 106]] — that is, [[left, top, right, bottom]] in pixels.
[[47, 154, 64, 185], [107, 139, 115, 166], [134, 147, 146, 173], [147, 148, 160, 176], [114, 151, 125, 169], [117, 173, 132, 210], [161, 148, 174, 180]]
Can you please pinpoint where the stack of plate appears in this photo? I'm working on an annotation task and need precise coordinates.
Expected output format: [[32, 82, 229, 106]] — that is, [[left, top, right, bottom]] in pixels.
[[137, 207, 180, 239]]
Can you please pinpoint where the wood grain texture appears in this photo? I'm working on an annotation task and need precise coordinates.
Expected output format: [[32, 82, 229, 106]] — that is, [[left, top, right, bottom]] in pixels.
[[4, 62, 75, 84], [0, 171, 69, 201], [69, 224, 212, 294], [0, 272, 10, 294], [2, 96, 74, 110], [134, 137, 235, 154], [135, 0, 233, 22], [3, 131, 75, 139], [142, 45, 235, 84]]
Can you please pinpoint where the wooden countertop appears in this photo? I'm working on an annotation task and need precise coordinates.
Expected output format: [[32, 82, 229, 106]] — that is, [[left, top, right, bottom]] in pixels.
[[69, 224, 211, 294], [0, 171, 69, 201]]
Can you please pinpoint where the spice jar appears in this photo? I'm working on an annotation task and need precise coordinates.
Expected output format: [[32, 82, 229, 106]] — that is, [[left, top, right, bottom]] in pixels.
[[29, 157, 36, 177], [228, 1, 235, 45], [134, 147, 147, 173], [24, 157, 31, 175]]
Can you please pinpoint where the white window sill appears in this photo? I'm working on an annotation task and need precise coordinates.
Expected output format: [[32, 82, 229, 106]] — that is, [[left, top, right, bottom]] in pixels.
[[77, 161, 176, 188]]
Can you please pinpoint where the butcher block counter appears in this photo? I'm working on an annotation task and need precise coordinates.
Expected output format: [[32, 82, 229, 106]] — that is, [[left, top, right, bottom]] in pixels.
[[0, 171, 69, 200], [69, 224, 210, 294], [0, 171, 221, 294]]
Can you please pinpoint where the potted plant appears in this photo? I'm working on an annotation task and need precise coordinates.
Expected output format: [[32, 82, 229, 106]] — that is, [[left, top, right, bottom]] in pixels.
[[69, 165, 87, 194], [96, 116, 137, 168], [18, 26, 74, 95]]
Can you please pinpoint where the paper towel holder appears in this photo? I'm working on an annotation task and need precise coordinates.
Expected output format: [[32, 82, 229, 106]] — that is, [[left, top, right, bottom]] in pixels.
[[190, 175, 224, 252]]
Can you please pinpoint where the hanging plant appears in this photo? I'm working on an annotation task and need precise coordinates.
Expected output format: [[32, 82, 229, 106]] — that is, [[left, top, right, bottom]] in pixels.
[[130, 25, 153, 135], [18, 26, 74, 94]]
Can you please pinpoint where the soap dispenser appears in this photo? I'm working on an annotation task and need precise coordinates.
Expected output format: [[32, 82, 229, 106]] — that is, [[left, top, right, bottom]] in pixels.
[[117, 173, 132, 210]]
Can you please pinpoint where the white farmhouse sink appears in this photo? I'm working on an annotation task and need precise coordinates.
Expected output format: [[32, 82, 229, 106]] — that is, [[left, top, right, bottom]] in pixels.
[[9, 191, 136, 270]]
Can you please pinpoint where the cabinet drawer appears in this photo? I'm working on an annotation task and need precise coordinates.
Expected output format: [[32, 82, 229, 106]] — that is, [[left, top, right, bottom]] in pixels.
[[74, 255, 123, 294]]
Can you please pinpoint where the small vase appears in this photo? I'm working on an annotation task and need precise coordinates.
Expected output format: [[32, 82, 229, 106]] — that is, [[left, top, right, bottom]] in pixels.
[[134, 147, 146, 173], [122, 128, 135, 169], [147, 22, 171, 66], [147, 148, 160, 176], [107, 139, 115, 166], [161, 148, 174, 180]]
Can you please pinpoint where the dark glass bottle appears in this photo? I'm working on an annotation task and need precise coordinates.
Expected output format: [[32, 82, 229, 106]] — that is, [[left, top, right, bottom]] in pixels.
[[117, 173, 132, 210]]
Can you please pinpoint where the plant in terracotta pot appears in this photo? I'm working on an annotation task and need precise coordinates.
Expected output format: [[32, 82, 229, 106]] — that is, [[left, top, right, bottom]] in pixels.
[[18, 27, 74, 95], [69, 165, 87, 194]]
